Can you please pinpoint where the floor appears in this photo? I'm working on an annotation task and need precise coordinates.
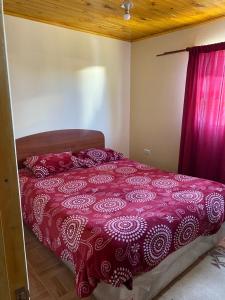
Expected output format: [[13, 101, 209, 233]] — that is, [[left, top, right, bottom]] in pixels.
[[159, 243, 225, 300], [25, 228, 91, 300]]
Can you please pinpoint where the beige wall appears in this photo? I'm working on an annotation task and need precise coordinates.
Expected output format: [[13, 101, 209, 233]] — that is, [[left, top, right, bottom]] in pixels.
[[5, 16, 130, 155], [131, 18, 225, 172]]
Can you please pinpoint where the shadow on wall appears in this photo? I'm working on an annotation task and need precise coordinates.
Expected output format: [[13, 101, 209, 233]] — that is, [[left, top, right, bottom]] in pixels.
[[71, 66, 108, 128], [10, 37, 109, 136], [6, 15, 130, 155], [11, 65, 108, 135]]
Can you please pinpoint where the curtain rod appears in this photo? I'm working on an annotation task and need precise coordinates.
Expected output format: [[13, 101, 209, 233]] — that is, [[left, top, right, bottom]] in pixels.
[[157, 41, 225, 56], [157, 48, 187, 57]]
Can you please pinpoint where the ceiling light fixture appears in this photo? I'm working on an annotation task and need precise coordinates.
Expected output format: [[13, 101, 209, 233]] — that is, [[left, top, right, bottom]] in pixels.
[[121, 1, 133, 21]]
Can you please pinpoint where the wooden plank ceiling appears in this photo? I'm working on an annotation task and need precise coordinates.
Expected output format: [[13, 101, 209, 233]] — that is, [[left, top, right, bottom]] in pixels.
[[3, 0, 225, 41]]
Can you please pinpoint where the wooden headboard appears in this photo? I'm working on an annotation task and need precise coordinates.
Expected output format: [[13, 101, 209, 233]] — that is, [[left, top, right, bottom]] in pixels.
[[16, 129, 105, 167]]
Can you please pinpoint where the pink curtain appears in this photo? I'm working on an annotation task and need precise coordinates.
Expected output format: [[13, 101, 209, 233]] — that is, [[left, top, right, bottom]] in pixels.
[[178, 42, 225, 183]]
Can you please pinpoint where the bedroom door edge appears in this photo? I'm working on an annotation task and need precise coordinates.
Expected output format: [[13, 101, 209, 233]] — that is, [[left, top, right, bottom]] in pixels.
[[0, 1, 29, 299]]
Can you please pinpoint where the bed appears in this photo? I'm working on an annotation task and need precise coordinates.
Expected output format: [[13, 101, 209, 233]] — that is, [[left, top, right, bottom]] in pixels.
[[16, 129, 225, 300]]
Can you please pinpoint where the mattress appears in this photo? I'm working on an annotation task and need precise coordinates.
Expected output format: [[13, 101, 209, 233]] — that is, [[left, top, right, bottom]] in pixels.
[[19, 158, 225, 298]]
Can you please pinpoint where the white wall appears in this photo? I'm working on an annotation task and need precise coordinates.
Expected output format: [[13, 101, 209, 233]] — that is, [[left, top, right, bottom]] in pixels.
[[5, 16, 130, 155], [6, 15, 225, 164], [131, 18, 225, 172]]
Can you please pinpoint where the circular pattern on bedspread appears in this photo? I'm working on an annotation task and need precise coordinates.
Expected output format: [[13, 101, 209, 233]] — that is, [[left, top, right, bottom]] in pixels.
[[35, 177, 64, 189], [172, 190, 204, 203], [58, 180, 87, 194], [62, 195, 96, 209], [174, 216, 199, 249], [93, 198, 126, 213], [78, 281, 90, 297], [32, 223, 43, 242], [61, 215, 88, 252], [87, 149, 107, 161], [25, 155, 38, 167], [104, 216, 147, 242], [152, 178, 178, 189], [109, 267, 132, 287], [19, 176, 28, 185], [33, 194, 50, 224], [125, 189, 156, 202], [32, 166, 49, 178], [115, 167, 137, 174], [174, 174, 196, 182], [19, 176, 28, 191], [89, 175, 114, 184], [60, 249, 76, 273], [136, 163, 153, 170], [144, 225, 172, 266], [95, 164, 117, 171], [206, 193, 224, 224], [125, 176, 151, 185]]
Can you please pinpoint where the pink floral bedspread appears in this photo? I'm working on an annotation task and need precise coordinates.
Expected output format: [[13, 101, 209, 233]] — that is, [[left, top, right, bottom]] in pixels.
[[19, 159, 225, 298]]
